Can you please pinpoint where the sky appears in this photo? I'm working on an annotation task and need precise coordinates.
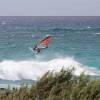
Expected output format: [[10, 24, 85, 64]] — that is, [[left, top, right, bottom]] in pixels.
[[0, 0, 100, 16]]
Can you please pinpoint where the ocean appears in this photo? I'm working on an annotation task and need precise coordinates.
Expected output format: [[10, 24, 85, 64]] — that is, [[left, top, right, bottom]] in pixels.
[[0, 16, 100, 87]]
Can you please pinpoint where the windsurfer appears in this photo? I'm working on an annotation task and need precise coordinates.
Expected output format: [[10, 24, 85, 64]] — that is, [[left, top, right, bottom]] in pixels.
[[33, 36, 52, 53], [33, 46, 41, 53]]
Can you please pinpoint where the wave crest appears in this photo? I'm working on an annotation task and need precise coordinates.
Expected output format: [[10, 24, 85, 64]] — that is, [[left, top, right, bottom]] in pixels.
[[0, 58, 100, 80]]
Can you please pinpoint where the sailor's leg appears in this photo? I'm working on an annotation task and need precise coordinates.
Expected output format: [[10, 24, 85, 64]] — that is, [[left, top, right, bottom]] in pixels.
[[37, 48, 41, 53]]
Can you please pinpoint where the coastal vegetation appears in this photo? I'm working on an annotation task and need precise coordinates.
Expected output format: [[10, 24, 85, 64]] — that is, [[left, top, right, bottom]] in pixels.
[[0, 68, 100, 100]]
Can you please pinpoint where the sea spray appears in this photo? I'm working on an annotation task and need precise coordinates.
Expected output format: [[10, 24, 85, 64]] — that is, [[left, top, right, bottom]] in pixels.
[[0, 57, 99, 80]]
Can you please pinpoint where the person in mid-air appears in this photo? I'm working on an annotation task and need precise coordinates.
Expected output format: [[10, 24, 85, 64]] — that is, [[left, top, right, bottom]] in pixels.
[[33, 36, 52, 53], [33, 46, 41, 53]]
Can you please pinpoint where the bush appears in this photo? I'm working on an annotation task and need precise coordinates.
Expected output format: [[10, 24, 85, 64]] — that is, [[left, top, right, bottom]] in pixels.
[[0, 68, 100, 100]]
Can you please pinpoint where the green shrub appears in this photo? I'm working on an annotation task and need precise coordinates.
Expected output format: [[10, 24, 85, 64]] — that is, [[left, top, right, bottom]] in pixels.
[[0, 68, 100, 100]]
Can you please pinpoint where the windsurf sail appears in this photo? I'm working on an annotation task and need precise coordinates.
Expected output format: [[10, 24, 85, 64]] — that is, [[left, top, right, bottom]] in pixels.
[[33, 36, 52, 53], [40, 36, 52, 48]]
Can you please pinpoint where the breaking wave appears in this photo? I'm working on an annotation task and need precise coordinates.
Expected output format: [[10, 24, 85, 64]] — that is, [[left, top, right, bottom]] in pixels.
[[0, 57, 100, 80]]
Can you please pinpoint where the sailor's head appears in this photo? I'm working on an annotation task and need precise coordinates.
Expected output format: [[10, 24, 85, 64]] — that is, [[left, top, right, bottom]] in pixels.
[[34, 47, 39, 50]]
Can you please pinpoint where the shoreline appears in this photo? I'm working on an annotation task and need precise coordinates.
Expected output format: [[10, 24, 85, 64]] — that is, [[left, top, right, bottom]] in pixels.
[[0, 74, 100, 89]]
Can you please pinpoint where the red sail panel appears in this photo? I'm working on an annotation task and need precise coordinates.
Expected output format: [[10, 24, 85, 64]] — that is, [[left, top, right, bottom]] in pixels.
[[41, 36, 52, 46]]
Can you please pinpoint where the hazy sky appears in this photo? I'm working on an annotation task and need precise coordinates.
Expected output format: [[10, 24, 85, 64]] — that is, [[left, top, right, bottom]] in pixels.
[[0, 0, 100, 16]]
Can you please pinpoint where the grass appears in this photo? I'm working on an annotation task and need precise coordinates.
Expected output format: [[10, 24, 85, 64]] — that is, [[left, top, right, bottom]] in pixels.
[[0, 68, 100, 100]]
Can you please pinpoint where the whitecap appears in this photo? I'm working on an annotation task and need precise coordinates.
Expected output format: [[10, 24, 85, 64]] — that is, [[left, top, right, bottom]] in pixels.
[[95, 33, 100, 35], [0, 58, 99, 80]]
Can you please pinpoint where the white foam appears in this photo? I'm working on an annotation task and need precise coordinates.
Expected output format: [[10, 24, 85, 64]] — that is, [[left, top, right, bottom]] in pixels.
[[87, 26, 91, 29], [0, 58, 99, 80], [95, 33, 100, 34]]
